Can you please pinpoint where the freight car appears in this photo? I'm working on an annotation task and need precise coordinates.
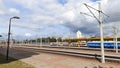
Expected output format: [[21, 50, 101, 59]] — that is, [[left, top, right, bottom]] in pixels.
[[87, 41, 120, 48]]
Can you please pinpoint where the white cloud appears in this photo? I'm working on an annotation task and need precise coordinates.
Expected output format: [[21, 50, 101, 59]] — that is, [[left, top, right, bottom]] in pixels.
[[62, 10, 75, 21], [0, 0, 6, 15], [9, 8, 20, 14], [0, 0, 120, 37], [25, 33, 32, 37], [0, 11, 5, 15]]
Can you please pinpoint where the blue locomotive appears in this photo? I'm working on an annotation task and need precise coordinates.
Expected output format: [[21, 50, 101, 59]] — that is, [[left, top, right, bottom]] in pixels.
[[87, 42, 120, 48]]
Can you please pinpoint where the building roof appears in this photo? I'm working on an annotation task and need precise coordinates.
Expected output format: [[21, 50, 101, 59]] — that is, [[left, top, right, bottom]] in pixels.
[[64, 37, 120, 41]]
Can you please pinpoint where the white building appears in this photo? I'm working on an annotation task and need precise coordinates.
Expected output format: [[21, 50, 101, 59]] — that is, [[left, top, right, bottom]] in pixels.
[[76, 31, 82, 38]]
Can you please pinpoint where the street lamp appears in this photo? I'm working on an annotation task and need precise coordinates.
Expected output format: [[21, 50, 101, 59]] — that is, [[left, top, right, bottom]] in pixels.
[[6, 16, 20, 60]]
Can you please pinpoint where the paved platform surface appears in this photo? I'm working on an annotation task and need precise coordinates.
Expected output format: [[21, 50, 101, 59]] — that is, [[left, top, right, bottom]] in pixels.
[[0, 46, 120, 68]]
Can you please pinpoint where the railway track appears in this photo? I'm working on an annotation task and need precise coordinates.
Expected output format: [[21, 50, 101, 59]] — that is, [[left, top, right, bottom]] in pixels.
[[20, 45, 120, 52], [13, 46, 120, 62]]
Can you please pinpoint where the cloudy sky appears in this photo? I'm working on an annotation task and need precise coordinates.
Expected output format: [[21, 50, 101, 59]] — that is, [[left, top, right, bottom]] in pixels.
[[0, 0, 120, 40]]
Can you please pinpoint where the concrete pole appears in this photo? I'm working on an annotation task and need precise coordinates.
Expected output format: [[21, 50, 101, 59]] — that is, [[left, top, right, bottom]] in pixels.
[[36, 35, 38, 46], [113, 25, 118, 53], [114, 34, 116, 50], [99, 3, 105, 63], [115, 28, 118, 53], [56, 37, 59, 46], [47, 37, 50, 45], [40, 36, 42, 47]]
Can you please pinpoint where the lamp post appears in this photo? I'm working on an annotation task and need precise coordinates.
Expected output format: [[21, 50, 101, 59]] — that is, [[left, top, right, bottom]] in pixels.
[[6, 16, 20, 60]]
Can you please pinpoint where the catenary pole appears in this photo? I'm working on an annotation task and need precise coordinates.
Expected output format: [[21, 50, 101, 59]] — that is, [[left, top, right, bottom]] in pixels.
[[98, 3, 105, 63], [81, 3, 106, 63]]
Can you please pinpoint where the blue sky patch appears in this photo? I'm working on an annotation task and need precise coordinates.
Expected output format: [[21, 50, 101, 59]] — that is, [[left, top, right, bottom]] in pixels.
[[57, 0, 68, 6], [3, 0, 32, 14], [91, 0, 100, 2]]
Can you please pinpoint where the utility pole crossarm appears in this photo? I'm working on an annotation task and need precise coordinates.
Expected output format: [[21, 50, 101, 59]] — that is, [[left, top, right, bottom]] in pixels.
[[84, 4, 101, 24], [101, 11, 109, 17], [80, 12, 93, 18], [84, 3, 109, 18], [84, 3, 99, 11]]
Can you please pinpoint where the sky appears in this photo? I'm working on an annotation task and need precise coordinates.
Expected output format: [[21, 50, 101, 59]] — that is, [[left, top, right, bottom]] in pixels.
[[0, 0, 120, 40]]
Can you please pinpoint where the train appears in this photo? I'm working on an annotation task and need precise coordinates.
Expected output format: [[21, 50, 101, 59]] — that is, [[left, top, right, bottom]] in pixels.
[[87, 41, 120, 48]]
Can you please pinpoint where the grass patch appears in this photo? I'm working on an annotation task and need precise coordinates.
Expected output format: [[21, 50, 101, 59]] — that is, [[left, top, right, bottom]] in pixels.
[[0, 54, 34, 68]]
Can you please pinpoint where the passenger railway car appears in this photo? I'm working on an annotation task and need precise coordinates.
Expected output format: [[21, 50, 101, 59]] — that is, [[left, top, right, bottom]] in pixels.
[[87, 42, 120, 48]]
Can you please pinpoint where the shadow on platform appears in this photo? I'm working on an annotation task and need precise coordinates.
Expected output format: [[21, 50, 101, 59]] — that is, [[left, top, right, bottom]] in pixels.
[[0, 46, 39, 64]]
